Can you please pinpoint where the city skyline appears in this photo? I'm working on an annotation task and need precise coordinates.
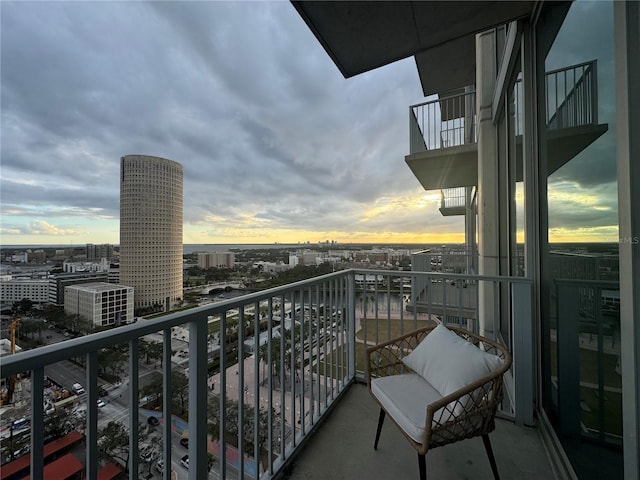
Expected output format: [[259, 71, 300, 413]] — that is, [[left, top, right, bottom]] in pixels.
[[0, 2, 619, 246]]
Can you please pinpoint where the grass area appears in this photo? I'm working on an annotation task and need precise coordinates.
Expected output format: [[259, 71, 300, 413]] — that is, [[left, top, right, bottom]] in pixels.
[[312, 342, 382, 377], [356, 318, 435, 344]]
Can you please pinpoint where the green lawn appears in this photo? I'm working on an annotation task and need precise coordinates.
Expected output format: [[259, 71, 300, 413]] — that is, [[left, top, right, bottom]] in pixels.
[[356, 318, 435, 344]]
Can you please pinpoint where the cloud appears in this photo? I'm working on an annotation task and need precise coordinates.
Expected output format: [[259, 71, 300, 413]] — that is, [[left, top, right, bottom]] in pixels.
[[0, 1, 620, 245], [1, 220, 85, 237]]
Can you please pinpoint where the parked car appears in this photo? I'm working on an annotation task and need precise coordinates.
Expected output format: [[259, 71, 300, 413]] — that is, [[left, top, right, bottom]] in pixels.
[[180, 437, 189, 448], [97, 399, 106, 408], [147, 416, 159, 426], [72, 383, 85, 395], [180, 455, 189, 469]]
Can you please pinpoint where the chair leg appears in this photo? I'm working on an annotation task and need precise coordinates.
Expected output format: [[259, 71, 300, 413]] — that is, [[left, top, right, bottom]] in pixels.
[[374, 408, 385, 450], [418, 453, 426, 480], [482, 434, 500, 480]]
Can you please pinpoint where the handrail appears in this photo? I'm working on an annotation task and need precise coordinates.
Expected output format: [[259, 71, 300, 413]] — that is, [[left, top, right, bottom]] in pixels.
[[1, 269, 534, 479]]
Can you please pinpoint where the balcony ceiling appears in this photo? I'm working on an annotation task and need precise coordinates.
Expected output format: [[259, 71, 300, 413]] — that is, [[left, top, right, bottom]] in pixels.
[[292, 1, 535, 96]]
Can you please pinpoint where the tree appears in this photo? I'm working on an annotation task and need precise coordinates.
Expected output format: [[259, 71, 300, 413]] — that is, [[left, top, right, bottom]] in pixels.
[[19, 318, 45, 340], [140, 370, 189, 414], [207, 394, 280, 464], [14, 298, 33, 313], [98, 421, 147, 471], [44, 407, 85, 439], [147, 341, 164, 367], [98, 345, 128, 381]]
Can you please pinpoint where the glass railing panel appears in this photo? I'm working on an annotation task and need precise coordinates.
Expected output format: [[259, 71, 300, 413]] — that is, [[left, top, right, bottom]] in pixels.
[[555, 279, 622, 449]]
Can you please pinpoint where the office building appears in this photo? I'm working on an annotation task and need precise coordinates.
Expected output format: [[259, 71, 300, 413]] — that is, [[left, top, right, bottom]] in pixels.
[[64, 282, 134, 327], [119, 155, 183, 312], [48, 272, 110, 306], [86, 243, 114, 261]]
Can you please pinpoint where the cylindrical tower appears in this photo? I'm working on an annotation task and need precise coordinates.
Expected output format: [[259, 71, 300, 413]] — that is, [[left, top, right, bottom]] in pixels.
[[120, 155, 183, 312]]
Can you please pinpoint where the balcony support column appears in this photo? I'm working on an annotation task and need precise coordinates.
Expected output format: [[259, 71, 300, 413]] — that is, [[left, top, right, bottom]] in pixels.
[[615, 2, 640, 477], [476, 29, 504, 338]]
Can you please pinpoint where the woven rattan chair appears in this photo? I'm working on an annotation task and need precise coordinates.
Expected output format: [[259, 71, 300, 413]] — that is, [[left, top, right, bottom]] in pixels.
[[366, 324, 512, 480]]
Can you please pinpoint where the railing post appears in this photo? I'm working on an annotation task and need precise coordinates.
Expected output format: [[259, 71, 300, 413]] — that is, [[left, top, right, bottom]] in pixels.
[[129, 339, 139, 479], [347, 271, 356, 380], [86, 351, 98, 480], [30, 366, 44, 479], [162, 328, 172, 480], [590, 61, 598, 124], [189, 315, 209, 480], [512, 282, 535, 426]]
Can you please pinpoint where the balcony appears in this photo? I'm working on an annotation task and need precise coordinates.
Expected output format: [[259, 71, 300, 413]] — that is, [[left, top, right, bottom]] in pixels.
[[1, 269, 546, 480], [406, 61, 609, 191]]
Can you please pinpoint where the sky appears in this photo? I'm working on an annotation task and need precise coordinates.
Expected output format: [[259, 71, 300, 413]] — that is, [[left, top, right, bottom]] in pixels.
[[0, 1, 619, 247]]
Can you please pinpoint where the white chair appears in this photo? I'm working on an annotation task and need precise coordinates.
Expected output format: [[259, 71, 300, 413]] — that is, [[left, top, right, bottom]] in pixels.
[[366, 324, 512, 480]]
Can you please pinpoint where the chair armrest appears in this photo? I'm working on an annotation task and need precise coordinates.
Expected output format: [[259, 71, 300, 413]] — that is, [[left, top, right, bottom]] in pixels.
[[366, 325, 437, 381], [423, 358, 510, 445]]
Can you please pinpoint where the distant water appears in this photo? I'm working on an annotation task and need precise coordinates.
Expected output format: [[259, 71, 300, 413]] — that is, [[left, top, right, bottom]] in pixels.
[[183, 244, 305, 254]]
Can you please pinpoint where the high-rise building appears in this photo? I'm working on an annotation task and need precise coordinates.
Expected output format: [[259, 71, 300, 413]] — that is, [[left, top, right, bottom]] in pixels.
[[119, 155, 183, 312], [86, 243, 114, 261]]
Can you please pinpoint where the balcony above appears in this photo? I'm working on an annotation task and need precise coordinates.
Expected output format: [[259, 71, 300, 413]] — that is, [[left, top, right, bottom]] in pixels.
[[287, 383, 555, 480], [406, 61, 609, 191], [291, 1, 535, 96]]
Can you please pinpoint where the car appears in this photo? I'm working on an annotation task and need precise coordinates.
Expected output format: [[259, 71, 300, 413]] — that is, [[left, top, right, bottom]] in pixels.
[[155, 459, 164, 474], [180, 454, 189, 469], [147, 416, 159, 426], [179, 437, 189, 448], [97, 399, 106, 408], [72, 383, 85, 395]]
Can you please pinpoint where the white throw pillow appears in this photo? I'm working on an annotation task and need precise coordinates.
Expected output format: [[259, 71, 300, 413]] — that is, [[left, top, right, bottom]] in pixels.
[[402, 324, 502, 400]]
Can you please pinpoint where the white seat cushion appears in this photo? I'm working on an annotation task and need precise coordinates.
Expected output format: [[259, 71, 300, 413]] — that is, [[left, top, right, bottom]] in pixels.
[[401, 325, 502, 408], [371, 373, 442, 444]]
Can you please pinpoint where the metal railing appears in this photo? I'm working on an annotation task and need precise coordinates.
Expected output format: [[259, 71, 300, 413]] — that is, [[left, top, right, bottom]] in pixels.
[[440, 187, 468, 210], [1, 269, 533, 479], [410, 90, 477, 153], [409, 60, 599, 155], [546, 60, 598, 131]]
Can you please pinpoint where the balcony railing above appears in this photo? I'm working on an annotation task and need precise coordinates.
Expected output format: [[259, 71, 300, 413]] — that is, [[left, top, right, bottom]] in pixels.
[[410, 89, 477, 154], [0, 269, 532, 480], [410, 60, 600, 155]]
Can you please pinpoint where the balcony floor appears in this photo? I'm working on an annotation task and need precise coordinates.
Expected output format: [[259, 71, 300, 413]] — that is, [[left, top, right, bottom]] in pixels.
[[285, 383, 555, 480]]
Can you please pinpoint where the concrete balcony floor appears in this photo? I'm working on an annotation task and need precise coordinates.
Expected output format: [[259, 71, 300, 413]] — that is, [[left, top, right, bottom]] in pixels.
[[285, 383, 555, 480]]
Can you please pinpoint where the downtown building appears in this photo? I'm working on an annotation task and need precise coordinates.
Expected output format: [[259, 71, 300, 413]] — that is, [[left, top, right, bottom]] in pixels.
[[197, 252, 235, 269], [64, 282, 134, 328], [85, 243, 114, 261], [119, 155, 183, 312]]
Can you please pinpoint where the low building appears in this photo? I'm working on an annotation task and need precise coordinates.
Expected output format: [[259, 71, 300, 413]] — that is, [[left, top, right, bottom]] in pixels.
[[0, 338, 22, 357], [64, 282, 134, 328], [197, 252, 235, 269], [0, 276, 50, 304]]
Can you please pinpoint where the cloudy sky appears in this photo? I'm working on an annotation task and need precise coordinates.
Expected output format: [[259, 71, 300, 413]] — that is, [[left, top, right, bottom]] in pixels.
[[0, 1, 618, 247]]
